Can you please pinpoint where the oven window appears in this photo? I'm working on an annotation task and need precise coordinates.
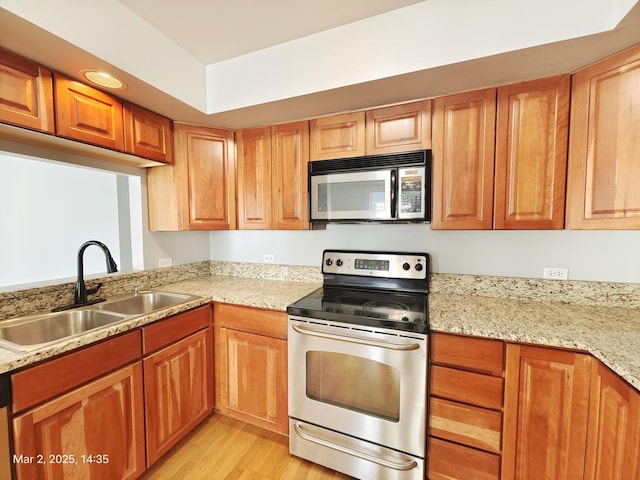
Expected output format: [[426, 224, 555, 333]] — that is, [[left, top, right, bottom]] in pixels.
[[305, 351, 400, 422]]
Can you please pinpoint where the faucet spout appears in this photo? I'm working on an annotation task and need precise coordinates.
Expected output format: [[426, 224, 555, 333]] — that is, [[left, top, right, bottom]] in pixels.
[[74, 240, 119, 306]]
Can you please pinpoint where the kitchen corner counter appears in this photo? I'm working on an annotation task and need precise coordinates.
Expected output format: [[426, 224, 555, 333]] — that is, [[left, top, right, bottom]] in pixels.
[[429, 292, 640, 391], [156, 275, 321, 311]]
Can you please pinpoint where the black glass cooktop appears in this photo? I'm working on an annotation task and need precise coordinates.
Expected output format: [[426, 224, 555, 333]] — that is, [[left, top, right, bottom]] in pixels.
[[287, 286, 428, 334]]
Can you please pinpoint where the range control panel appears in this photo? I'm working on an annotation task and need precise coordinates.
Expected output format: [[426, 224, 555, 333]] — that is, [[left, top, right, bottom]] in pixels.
[[322, 250, 428, 280]]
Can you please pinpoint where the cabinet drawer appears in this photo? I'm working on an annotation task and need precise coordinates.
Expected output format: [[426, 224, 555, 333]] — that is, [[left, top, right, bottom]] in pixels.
[[430, 397, 502, 453], [213, 303, 287, 339], [431, 365, 503, 410], [428, 437, 500, 480], [12, 330, 142, 413], [431, 332, 504, 376], [142, 305, 212, 354]]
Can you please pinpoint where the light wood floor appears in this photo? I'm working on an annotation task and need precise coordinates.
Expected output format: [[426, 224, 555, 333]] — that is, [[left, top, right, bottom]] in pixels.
[[141, 414, 355, 480]]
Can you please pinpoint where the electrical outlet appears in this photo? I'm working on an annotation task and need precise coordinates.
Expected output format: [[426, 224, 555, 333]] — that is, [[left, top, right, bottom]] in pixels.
[[543, 267, 568, 280], [158, 257, 173, 268], [263, 254, 275, 263]]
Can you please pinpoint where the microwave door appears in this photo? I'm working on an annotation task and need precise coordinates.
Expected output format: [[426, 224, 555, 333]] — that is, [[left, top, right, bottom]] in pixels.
[[311, 170, 393, 221]]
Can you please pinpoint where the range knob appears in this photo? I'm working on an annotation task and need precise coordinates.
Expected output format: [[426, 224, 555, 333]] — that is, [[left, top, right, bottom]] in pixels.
[[336, 259, 343, 267], [402, 262, 411, 271], [415, 263, 424, 272], [325, 258, 333, 266]]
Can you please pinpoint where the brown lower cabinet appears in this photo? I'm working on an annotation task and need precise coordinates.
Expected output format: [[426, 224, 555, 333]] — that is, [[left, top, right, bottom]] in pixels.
[[10, 305, 213, 480], [13, 362, 145, 480], [213, 303, 288, 434], [429, 334, 640, 480], [142, 306, 213, 467]]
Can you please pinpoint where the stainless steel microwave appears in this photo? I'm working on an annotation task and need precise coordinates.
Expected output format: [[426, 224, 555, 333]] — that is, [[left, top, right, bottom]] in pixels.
[[309, 150, 431, 223]]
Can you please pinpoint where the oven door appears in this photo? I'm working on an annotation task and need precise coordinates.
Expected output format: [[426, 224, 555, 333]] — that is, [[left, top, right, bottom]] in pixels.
[[288, 316, 427, 458], [310, 169, 395, 221]]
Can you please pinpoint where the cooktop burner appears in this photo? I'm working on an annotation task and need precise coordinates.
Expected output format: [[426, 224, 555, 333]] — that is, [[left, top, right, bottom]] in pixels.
[[288, 250, 430, 334]]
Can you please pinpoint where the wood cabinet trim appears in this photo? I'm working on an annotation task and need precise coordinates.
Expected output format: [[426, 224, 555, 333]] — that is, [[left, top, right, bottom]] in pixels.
[[11, 330, 142, 413]]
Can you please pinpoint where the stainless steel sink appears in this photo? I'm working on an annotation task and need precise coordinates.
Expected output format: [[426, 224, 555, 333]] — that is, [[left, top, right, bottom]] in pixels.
[[97, 291, 194, 315], [0, 310, 126, 351]]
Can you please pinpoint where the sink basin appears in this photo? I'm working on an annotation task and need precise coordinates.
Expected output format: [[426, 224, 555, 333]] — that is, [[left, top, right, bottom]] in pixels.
[[97, 291, 194, 315], [0, 310, 125, 351]]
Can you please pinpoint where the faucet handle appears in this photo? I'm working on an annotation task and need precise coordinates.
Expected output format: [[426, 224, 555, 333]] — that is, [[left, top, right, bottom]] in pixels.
[[86, 283, 103, 296], [134, 285, 139, 295]]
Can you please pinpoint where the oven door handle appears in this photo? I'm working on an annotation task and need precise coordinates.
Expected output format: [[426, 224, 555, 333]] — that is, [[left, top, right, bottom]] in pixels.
[[291, 324, 421, 351], [293, 422, 418, 471]]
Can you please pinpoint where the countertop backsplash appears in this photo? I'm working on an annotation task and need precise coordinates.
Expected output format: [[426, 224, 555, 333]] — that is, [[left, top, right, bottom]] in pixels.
[[1, 260, 638, 322]]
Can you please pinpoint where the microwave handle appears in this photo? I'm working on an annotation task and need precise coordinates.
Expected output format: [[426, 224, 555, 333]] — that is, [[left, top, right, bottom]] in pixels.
[[390, 169, 397, 219]]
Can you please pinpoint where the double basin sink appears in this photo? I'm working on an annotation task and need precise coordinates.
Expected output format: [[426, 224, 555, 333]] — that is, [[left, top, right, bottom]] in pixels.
[[0, 291, 201, 352]]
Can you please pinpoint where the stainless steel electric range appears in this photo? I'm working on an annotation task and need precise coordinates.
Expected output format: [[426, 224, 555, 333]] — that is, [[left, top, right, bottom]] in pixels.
[[287, 250, 429, 480]]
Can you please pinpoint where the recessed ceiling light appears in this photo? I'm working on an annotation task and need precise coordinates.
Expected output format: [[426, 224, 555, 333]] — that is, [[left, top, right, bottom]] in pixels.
[[81, 69, 127, 90]]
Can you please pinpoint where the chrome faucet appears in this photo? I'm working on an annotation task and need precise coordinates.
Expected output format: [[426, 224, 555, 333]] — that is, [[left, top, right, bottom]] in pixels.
[[74, 240, 119, 306]]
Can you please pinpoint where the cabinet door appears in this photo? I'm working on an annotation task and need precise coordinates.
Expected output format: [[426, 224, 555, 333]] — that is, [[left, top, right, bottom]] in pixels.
[[13, 363, 145, 480], [567, 44, 640, 229], [502, 345, 592, 480], [365, 100, 431, 154], [494, 75, 570, 229], [53, 73, 124, 151], [271, 121, 310, 229], [218, 328, 288, 434], [310, 112, 365, 160], [432, 89, 496, 229], [584, 361, 640, 480], [144, 328, 213, 466], [236, 126, 272, 229], [0, 49, 54, 133], [147, 123, 236, 230], [123, 102, 173, 163]]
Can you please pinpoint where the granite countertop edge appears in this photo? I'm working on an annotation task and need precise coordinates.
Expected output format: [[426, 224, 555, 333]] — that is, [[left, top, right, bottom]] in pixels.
[[0, 276, 637, 391]]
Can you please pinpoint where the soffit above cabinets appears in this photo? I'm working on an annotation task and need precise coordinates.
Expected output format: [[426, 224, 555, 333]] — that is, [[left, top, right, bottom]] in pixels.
[[1, 0, 640, 129]]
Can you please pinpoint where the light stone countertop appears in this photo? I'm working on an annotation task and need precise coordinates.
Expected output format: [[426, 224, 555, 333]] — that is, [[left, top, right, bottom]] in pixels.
[[0, 275, 638, 392], [429, 293, 640, 391]]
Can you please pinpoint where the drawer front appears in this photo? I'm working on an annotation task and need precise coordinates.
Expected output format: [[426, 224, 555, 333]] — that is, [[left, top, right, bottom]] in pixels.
[[431, 365, 504, 410], [428, 437, 500, 480], [142, 305, 212, 354], [431, 332, 504, 376], [430, 397, 502, 453], [12, 330, 142, 413]]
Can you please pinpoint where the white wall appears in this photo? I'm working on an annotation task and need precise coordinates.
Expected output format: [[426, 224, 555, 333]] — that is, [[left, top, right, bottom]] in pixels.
[[209, 225, 640, 283]]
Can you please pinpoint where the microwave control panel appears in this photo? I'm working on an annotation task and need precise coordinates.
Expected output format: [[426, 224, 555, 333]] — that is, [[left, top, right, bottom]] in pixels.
[[398, 166, 425, 219]]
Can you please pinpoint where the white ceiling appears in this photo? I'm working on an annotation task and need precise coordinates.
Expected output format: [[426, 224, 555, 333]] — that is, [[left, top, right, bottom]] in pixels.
[[119, 0, 425, 64], [1, 0, 640, 130]]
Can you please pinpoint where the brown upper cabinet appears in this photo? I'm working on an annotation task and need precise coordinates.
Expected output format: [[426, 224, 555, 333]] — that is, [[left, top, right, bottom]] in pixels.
[[567, 44, 640, 229], [432, 88, 497, 229], [365, 100, 432, 154], [147, 123, 236, 231], [0, 49, 54, 134], [123, 102, 173, 164], [494, 75, 570, 229], [237, 121, 310, 230], [310, 111, 365, 160], [432, 76, 570, 230], [310, 101, 432, 161], [54, 72, 125, 151]]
